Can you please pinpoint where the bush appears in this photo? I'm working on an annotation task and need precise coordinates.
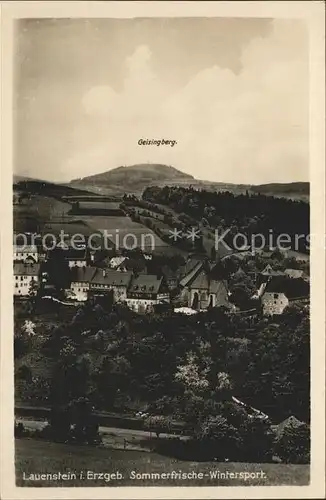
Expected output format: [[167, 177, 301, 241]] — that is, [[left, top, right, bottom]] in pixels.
[[15, 422, 30, 438], [46, 398, 102, 445], [197, 415, 243, 461], [16, 364, 32, 382], [274, 419, 310, 464], [144, 415, 172, 438], [240, 415, 275, 462]]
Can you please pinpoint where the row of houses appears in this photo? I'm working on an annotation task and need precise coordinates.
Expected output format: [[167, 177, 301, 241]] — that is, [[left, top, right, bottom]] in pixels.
[[67, 267, 170, 313], [13, 242, 309, 316]]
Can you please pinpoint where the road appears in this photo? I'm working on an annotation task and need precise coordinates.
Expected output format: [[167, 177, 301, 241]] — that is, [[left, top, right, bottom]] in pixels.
[[16, 418, 189, 443]]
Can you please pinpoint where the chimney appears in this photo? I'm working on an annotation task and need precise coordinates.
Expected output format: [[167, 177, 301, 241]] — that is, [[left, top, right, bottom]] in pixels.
[[103, 269, 106, 278]]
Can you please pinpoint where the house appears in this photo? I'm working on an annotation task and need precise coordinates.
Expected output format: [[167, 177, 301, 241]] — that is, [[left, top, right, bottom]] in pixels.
[[69, 266, 97, 302], [13, 244, 39, 263], [90, 268, 132, 302], [284, 268, 304, 279], [126, 274, 170, 313], [13, 262, 41, 296], [64, 248, 89, 268], [188, 270, 230, 310], [260, 264, 285, 277], [261, 276, 309, 315], [262, 290, 289, 316], [108, 256, 128, 272]]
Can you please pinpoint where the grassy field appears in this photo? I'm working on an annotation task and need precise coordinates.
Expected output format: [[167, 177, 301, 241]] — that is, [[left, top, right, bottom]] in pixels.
[[81, 215, 172, 253], [15, 438, 309, 487]]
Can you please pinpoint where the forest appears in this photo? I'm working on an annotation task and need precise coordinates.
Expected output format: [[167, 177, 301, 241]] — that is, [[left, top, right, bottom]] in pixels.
[[142, 186, 310, 253], [15, 301, 310, 462]]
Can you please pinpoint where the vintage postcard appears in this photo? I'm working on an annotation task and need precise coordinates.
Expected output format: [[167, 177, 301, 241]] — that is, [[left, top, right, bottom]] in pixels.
[[1, 1, 325, 499]]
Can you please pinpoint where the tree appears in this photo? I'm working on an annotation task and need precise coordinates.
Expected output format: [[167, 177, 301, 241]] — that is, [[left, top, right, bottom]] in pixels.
[[240, 414, 275, 462], [16, 364, 32, 383], [14, 333, 29, 359], [144, 415, 172, 438], [28, 278, 39, 314], [68, 397, 101, 444], [197, 415, 242, 461], [44, 248, 70, 295], [46, 397, 101, 445], [274, 419, 310, 464], [175, 352, 209, 394]]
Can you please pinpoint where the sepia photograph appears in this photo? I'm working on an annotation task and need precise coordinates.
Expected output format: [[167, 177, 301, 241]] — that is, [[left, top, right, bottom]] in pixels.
[[1, 1, 325, 499]]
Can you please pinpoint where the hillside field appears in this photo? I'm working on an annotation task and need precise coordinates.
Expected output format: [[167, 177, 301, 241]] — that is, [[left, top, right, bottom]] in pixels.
[[82, 215, 183, 255]]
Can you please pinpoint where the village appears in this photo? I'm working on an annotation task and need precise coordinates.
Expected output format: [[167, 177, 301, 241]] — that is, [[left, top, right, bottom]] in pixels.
[[12, 181, 311, 474], [13, 234, 310, 317]]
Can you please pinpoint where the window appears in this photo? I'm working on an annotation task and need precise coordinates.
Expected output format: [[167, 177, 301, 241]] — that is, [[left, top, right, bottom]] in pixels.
[[273, 293, 278, 299], [15, 283, 18, 288]]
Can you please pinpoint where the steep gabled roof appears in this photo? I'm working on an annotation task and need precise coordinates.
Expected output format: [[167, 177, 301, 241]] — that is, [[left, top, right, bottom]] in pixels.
[[261, 264, 284, 277], [179, 260, 203, 288], [189, 271, 209, 290]]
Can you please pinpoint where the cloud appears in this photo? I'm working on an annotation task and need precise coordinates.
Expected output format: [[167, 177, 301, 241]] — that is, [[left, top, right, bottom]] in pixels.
[[50, 19, 310, 183]]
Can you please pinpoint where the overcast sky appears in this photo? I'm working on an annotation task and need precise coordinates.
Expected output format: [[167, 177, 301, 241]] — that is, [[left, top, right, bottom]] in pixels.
[[14, 17, 309, 184]]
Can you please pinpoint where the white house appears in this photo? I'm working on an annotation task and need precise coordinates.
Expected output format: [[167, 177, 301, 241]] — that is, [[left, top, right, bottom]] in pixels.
[[284, 268, 304, 279], [90, 269, 133, 302], [262, 291, 289, 316], [13, 262, 41, 296], [126, 274, 170, 313], [69, 266, 96, 302], [13, 245, 39, 263], [108, 256, 128, 272], [261, 276, 309, 315]]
